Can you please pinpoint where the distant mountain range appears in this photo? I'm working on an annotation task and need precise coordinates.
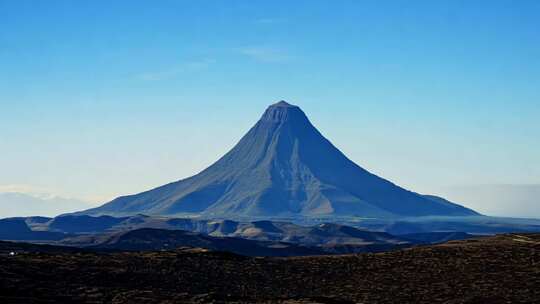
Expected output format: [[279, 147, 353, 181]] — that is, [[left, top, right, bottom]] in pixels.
[[0, 192, 92, 218], [79, 101, 478, 219]]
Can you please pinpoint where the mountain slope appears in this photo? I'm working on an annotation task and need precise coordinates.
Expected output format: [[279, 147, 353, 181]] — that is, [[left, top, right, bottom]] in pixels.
[[81, 101, 478, 218]]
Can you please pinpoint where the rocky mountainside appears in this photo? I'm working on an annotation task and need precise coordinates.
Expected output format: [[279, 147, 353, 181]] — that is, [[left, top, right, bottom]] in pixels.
[[80, 101, 478, 219]]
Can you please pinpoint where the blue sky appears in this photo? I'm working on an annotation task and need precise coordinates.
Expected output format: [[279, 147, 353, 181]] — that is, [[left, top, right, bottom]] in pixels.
[[1, 0, 539, 217]]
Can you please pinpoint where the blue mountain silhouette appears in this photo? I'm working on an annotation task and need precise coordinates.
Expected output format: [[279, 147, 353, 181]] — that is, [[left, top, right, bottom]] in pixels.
[[81, 101, 478, 218]]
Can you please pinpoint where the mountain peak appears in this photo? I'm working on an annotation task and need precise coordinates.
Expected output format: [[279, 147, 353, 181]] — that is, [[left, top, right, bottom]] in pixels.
[[262, 100, 306, 123], [271, 100, 296, 108]]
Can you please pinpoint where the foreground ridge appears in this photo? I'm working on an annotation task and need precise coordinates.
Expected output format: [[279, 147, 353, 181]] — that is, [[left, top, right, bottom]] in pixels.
[[1, 233, 538, 303]]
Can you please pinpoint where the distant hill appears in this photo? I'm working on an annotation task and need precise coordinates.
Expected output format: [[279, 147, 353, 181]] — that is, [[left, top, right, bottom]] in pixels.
[[79, 101, 478, 219], [0, 218, 66, 241], [82, 228, 326, 257], [4, 214, 540, 251], [56, 222, 414, 255], [0, 214, 416, 255]]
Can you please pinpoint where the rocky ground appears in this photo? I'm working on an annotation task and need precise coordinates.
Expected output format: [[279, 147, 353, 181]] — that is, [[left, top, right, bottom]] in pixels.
[[1, 234, 539, 303]]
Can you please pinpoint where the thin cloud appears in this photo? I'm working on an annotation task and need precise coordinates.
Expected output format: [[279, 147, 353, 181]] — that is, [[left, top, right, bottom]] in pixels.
[[237, 46, 292, 63], [136, 58, 215, 81]]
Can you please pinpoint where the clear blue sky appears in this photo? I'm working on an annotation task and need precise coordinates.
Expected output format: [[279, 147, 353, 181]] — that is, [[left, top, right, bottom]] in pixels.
[[1, 0, 539, 217]]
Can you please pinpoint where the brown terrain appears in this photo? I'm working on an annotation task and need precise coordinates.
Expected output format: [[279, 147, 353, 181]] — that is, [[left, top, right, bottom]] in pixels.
[[1, 233, 539, 303]]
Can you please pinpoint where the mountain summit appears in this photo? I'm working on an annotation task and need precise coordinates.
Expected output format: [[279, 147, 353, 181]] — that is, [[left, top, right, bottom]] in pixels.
[[81, 101, 478, 218]]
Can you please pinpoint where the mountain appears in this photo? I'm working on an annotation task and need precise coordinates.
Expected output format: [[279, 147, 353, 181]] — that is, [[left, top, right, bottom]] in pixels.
[[80, 101, 478, 218]]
